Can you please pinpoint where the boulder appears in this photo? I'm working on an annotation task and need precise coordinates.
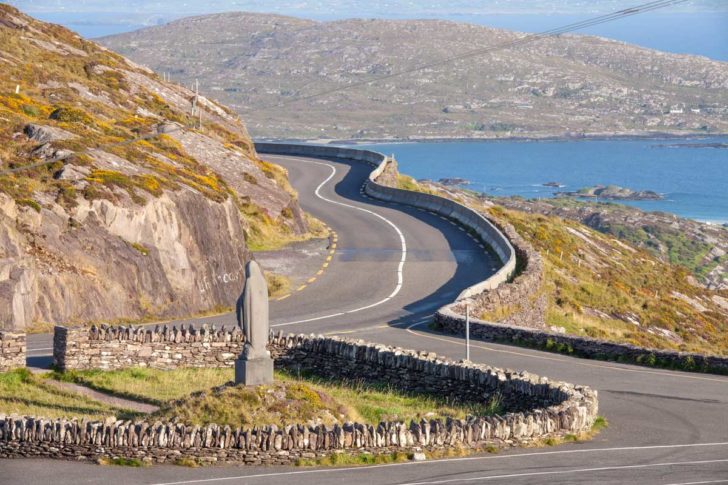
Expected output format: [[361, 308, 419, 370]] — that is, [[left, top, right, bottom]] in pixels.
[[24, 124, 77, 144]]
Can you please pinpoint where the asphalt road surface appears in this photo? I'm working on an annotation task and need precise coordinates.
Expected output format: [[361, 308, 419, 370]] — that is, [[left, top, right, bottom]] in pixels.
[[10, 154, 728, 485]]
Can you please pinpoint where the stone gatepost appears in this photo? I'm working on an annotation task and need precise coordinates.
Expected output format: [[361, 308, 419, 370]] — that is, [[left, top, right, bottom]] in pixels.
[[234, 260, 273, 385]]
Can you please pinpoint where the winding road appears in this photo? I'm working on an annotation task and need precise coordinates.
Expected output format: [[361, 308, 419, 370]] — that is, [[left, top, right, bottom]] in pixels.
[[8, 154, 728, 485]]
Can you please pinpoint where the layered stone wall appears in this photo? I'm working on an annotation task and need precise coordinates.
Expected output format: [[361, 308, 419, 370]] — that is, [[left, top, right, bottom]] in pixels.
[[435, 309, 728, 375], [0, 332, 25, 372], [451, 217, 546, 329], [53, 324, 243, 371], [2, 333, 598, 464]]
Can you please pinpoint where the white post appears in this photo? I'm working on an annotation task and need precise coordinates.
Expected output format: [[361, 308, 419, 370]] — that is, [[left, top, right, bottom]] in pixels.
[[465, 303, 471, 362], [15, 85, 20, 94]]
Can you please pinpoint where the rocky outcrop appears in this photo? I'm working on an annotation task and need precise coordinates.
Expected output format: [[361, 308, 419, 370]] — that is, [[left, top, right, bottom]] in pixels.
[[556, 184, 664, 200], [1, 189, 248, 330], [0, 7, 309, 330]]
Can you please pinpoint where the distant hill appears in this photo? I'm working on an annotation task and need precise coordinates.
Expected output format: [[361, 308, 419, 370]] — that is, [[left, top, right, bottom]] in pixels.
[[0, 6, 311, 330], [100, 12, 728, 141]]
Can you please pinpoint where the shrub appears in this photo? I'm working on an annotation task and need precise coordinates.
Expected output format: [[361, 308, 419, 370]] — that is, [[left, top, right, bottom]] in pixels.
[[49, 106, 94, 125], [15, 198, 41, 212]]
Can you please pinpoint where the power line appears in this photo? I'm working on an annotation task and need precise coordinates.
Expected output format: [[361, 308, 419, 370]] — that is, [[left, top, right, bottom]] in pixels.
[[242, 0, 688, 113]]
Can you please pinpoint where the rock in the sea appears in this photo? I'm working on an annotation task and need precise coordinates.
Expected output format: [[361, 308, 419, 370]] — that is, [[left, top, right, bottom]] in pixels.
[[438, 177, 470, 186]]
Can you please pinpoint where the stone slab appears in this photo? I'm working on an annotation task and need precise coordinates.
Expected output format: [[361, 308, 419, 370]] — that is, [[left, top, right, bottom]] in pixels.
[[235, 356, 274, 386]]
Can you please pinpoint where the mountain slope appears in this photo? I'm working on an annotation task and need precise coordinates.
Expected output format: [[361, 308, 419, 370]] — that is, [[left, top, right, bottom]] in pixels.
[[0, 5, 310, 330], [396, 175, 728, 355], [100, 12, 728, 140]]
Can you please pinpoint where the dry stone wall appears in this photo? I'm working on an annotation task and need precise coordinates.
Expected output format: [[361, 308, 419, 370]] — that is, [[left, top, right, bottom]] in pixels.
[[0, 332, 25, 372], [435, 309, 728, 375], [451, 217, 546, 329], [53, 324, 244, 371], [3, 332, 598, 464]]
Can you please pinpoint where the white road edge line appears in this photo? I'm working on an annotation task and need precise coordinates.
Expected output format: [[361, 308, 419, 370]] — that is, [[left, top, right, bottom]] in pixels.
[[272, 156, 406, 326], [404, 322, 728, 383], [665, 481, 728, 485], [150, 442, 728, 485], [398, 459, 728, 485]]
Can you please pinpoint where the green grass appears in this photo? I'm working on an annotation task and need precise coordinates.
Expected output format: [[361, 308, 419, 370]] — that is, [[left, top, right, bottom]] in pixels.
[[50, 367, 233, 405], [265, 272, 291, 298], [296, 451, 412, 467], [156, 369, 503, 428], [50, 367, 502, 428], [300, 373, 503, 425], [0, 368, 133, 419], [591, 416, 608, 433], [98, 457, 147, 467]]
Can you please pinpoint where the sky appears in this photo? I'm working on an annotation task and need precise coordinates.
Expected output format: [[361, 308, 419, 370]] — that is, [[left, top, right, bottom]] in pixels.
[[8, 0, 728, 60], [11, 0, 728, 16]]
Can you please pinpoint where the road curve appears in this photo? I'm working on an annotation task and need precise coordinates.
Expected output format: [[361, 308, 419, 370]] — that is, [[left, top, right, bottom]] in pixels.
[[11, 154, 728, 485]]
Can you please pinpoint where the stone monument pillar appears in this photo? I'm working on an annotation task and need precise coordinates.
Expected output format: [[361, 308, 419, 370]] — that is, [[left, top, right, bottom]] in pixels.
[[234, 260, 273, 386]]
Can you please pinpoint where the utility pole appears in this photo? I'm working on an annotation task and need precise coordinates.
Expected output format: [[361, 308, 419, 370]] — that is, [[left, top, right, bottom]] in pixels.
[[465, 303, 471, 362], [195, 79, 201, 129]]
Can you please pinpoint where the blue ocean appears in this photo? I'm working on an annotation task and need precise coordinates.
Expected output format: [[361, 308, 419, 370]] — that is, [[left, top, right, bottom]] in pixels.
[[359, 138, 728, 223]]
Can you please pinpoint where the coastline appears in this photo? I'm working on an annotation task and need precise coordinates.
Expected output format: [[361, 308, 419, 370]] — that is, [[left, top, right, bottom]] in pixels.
[[254, 132, 728, 146]]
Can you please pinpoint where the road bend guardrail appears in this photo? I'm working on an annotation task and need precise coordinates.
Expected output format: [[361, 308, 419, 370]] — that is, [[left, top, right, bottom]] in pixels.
[[254, 142, 517, 302]]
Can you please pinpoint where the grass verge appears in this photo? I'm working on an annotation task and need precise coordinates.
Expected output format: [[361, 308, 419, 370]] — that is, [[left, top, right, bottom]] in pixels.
[[49, 368, 233, 405], [0, 368, 135, 420], [97, 457, 148, 467], [296, 451, 412, 467], [265, 272, 291, 298], [48, 367, 502, 427]]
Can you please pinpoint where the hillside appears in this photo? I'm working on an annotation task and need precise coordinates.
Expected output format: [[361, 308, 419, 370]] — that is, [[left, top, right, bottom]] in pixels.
[[403, 176, 728, 355], [488, 196, 728, 291], [0, 5, 313, 331], [101, 12, 728, 140]]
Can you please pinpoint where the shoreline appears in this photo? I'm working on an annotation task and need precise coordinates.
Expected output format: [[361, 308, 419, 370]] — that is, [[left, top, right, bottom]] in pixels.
[[254, 132, 728, 146], [254, 135, 728, 226]]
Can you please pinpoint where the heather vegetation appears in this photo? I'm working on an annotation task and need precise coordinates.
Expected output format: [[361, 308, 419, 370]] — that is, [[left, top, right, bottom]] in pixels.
[[490, 206, 728, 354], [0, 4, 308, 246], [0, 6, 332, 330], [408, 178, 728, 355]]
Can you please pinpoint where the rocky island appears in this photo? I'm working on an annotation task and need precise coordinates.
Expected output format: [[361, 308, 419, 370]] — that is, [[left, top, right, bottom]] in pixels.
[[556, 185, 664, 200], [438, 177, 470, 186]]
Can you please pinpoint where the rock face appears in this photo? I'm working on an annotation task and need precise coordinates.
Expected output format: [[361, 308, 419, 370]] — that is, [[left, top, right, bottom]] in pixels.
[[99, 12, 728, 140], [0, 6, 307, 330], [0, 190, 250, 329]]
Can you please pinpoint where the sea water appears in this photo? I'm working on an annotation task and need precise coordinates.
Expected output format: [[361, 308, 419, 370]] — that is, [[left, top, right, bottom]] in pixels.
[[358, 137, 728, 224]]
